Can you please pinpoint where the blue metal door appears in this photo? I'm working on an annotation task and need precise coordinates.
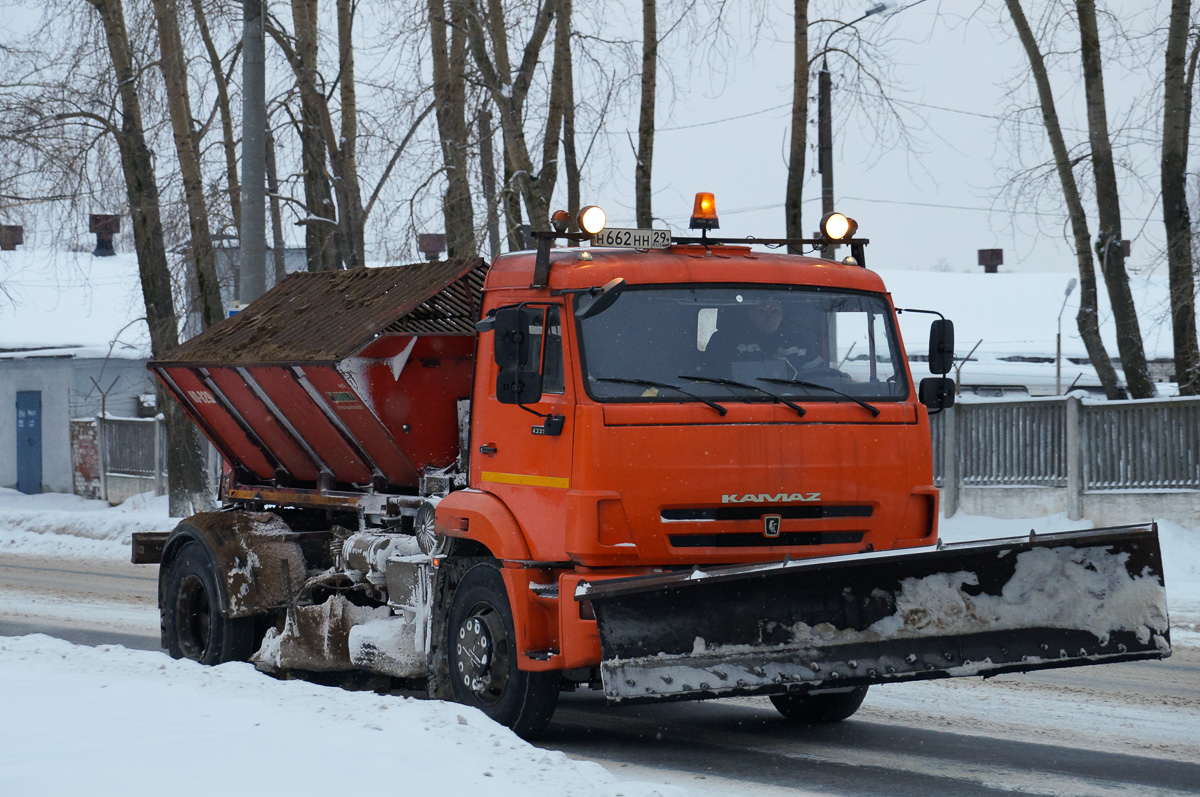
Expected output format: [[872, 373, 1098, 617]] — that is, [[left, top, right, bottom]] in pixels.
[[16, 391, 42, 494]]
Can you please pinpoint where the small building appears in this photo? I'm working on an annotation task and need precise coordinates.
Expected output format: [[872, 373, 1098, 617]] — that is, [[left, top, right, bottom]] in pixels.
[[0, 249, 156, 494], [1, 350, 154, 493]]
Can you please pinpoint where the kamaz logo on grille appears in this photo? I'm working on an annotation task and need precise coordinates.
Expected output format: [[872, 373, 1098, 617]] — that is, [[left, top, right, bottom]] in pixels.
[[721, 492, 821, 503]]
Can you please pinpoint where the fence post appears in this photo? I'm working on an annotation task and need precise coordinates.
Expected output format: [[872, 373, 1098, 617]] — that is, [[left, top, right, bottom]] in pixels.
[[97, 416, 109, 504], [154, 416, 165, 496], [1065, 395, 1083, 520], [942, 403, 959, 517]]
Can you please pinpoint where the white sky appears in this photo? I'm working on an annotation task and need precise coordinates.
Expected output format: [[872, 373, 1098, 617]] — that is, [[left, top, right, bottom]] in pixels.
[[0, 1, 1179, 278], [590, 1, 1174, 276]]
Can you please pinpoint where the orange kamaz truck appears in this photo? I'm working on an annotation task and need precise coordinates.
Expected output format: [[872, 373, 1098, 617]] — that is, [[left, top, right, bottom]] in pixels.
[[134, 198, 1170, 738]]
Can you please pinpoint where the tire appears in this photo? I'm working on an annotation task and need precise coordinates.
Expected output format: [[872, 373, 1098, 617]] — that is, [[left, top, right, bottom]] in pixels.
[[448, 564, 559, 739], [770, 686, 869, 722], [163, 541, 254, 665]]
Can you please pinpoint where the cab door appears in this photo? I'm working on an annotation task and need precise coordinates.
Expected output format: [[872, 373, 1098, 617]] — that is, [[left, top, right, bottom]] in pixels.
[[470, 304, 575, 560]]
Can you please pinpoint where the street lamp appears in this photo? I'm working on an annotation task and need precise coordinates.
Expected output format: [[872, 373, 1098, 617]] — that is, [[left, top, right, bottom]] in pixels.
[[818, 3, 894, 259], [1056, 277, 1077, 395]]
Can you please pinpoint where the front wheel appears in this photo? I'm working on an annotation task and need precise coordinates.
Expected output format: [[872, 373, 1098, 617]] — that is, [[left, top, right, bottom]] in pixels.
[[163, 541, 254, 665], [770, 685, 869, 722], [448, 564, 559, 739]]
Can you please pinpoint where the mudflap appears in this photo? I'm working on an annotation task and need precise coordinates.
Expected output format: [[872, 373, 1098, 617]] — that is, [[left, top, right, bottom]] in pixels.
[[579, 524, 1170, 705]]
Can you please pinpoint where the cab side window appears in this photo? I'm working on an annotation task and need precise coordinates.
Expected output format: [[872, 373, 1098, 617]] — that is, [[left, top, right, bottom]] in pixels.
[[542, 306, 565, 394]]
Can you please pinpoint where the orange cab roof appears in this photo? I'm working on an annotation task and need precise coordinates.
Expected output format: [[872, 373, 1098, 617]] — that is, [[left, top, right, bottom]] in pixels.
[[484, 245, 889, 295]]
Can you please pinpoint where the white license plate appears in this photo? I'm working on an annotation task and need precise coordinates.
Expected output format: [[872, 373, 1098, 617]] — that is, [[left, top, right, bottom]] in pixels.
[[592, 227, 672, 248]]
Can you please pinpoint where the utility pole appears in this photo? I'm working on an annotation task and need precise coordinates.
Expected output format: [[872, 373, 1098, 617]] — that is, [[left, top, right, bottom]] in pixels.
[[240, 0, 267, 304], [818, 64, 834, 259], [817, 3, 892, 260], [1057, 278, 1077, 394]]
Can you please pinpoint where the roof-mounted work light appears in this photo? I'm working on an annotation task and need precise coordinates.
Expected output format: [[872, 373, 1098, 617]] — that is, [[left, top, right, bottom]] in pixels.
[[820, 211, 858, 242], [577, 205, 607, 236], [551, 209, 572, 233], [689, 192, 720, 230]]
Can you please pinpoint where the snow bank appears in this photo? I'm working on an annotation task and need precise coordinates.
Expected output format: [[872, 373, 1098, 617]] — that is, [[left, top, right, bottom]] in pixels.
[[0, 635, 676, 797], [0, 488, 170, 559]]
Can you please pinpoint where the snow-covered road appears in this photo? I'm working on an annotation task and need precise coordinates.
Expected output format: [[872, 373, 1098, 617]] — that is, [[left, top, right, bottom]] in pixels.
[[2, 488, 1198, 795]]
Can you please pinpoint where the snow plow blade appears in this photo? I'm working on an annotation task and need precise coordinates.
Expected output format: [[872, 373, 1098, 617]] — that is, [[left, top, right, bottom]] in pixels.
[[579, 524, 1170, 705]]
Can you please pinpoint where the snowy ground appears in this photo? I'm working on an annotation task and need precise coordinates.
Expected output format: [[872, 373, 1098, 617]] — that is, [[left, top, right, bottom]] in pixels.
[[1, 488, 1198, 795]]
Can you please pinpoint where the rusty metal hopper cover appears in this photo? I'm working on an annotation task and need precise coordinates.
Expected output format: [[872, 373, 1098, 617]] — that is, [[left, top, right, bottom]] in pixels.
[[157, 258, 486, 366]]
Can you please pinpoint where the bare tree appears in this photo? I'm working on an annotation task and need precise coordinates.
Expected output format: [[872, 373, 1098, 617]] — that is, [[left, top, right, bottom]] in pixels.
[[86, 0, 213, 513], [1076, 0, 1154, 398], [270, 1, 341, 271], [454, 0, 561, 228], [1003, 0, 1123, 399], [428, 0, 476, 257], [151, 0, 224, 328], [187, 0, 242, 237], [784, 0, 809, 251], [1161, 0, 1200, 395], [635, 0, 656, 228], [332, 0, 366, 267]]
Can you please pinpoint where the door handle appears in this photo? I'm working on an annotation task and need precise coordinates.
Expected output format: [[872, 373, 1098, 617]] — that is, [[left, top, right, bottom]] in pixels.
[[479, 444, 498, 455]]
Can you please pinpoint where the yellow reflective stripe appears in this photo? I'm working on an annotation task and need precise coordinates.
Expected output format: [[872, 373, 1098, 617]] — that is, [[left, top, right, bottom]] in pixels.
[[481, 471, 570, 489]]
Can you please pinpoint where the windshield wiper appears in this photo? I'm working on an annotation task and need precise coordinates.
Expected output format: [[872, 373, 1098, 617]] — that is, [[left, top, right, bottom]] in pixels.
[[679, 375, 806, 417], [757, 377, 881, 417], [592, 377, 727, 416]]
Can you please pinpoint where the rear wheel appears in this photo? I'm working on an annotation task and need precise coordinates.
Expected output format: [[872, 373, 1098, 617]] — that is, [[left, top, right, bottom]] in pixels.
[[163, 541, 254, 665], [448, 564, 558, 739], [770, 686, 869, 722]]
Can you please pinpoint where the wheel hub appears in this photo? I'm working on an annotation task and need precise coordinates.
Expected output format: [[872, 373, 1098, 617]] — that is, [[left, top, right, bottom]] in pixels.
[[455, 606, 508, 704], [174, 573, 211, 660]]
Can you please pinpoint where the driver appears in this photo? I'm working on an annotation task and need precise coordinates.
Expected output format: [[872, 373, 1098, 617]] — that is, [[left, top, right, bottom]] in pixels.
[[706, 301, 830, 377]]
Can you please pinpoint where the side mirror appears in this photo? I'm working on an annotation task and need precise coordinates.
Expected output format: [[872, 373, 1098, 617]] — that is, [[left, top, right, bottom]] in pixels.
[[575, 278, 626, 320], [929, 319, 955, 375], [497, 369, 543, 405], [919, 377, 956, 411], [492, 306, 539, 369]]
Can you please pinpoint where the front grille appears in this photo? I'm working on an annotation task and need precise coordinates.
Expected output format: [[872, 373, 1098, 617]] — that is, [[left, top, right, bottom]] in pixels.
[[668, 531, 865, 548], [661, 505, 873, 522]]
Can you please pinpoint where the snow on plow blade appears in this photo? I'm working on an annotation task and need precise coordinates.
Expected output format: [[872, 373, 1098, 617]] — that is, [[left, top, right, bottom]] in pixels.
[[579, 524, 1170, 705]]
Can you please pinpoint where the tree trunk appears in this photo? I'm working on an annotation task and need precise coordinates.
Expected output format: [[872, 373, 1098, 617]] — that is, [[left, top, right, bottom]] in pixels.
[[151, 0, 224, 329], [188, 0, 241, 236], [537, 0, 570, 214], [562, 35, 580, 226], [1076, 0, 1154, 398], [479, 109, 502, 257], [1161, 0, 1200, 395], [503, 145, 524, 251], [635, 0, 656, 228], [86, 0, 212, 514], [265, 119, 288, 286], [429, 0, 476, 258], [334, 0, 366, 267], [1003, 0, 1122, 399], [284, 0, 341, 271], [784, 0, 809, 253], [454, 0, 557, 228]]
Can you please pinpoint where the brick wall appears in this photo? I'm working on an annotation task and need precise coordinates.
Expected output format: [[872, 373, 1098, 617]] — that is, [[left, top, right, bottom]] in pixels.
[[70, 419, 101, 500]]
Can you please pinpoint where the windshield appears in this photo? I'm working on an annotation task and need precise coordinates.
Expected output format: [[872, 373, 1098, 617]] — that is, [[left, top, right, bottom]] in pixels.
[[577, 285, 908, 403]]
